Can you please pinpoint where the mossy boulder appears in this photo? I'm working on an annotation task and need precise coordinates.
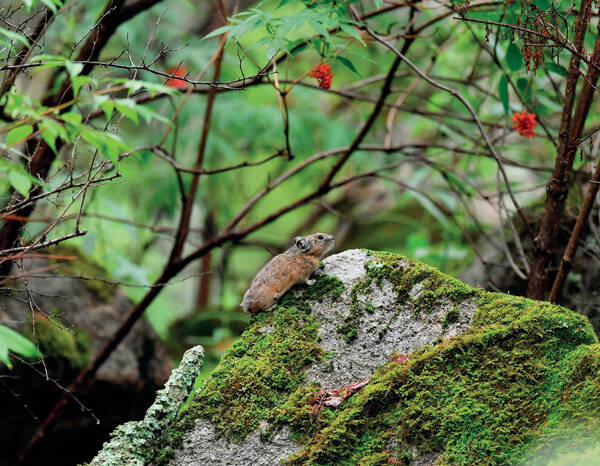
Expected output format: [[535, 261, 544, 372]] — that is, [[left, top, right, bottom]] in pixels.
[[117, 249, 598, 465]]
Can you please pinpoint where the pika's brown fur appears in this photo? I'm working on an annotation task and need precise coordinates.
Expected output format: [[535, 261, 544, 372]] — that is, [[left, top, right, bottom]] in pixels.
[[241, 233, 335, 313]]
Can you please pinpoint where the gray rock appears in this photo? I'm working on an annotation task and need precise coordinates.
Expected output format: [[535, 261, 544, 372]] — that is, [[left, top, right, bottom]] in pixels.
[[305, 250, 476, 388], [0, 256, 171, 385], [0, 253, 172, 466], [172, 422, 298, 466]]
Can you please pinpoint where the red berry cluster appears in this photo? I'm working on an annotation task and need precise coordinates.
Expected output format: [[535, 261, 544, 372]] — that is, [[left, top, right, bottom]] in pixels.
[[511, 110, 537, 138], [309, 63, 334, 89]]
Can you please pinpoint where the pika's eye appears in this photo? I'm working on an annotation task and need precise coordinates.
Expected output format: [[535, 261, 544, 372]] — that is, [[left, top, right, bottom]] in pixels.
[[318, 234, 323, 240]]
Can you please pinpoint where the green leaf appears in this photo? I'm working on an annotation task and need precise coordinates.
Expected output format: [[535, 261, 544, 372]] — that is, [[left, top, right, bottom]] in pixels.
[[8, 170, 32, 196], [6, 124, 33, 146], [0, 27, 29, 47], [0, 324, 42, 369], [335, 56, 360, 75], [499, 75, 509, 114], [39, 117, 67, 141], [136, 105, 172, 125], [203, 25, 232, 40], [29, 54, 66, 73], [310, 20, 331, 42], [39, 118, 67, 153], [101, 100, 115, 121], [60, 112, 82, 126], [81, 128, 129, 165], [41, 126, 57, 152], [517, 77, 532, 102], [30, 54, 66, 64], [339, 23, 366, 46], [545, 62, 567, 77], [65, 60, 84, 78], [113, 79, 177, 97], [40, 0, 63, 13], [535, 0, 551, 9], [115, 99, 139, 124], [374, 0, 383, 9], [506, 42, 522, 71], [71, 75, 91, 97]]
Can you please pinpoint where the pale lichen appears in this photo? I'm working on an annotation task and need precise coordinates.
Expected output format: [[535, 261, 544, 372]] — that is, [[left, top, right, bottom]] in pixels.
[[89, 345, 204, 466]]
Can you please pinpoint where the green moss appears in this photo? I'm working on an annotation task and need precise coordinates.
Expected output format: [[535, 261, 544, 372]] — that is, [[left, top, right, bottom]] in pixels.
[[29, 313, 90, 368], [442, 305, 460, 330], [519, 344, 600, 465], [174, 274, 343, 441], [281, 274, 344, 313], [281, 255, 598, 465], [273, 384, 321, 440]]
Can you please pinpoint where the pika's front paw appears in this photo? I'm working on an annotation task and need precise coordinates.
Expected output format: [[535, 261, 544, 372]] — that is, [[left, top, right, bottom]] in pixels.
[[305, 278, 316, 286]]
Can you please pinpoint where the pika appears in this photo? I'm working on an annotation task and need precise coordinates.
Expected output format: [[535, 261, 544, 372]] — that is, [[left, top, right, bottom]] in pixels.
[[241, 233, 335, 313]]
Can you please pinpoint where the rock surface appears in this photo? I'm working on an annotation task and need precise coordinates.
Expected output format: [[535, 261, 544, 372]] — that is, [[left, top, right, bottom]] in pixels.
[[0, 252, 171, 466], [97, 249, 600, 465], [302, 250, 476, 388]]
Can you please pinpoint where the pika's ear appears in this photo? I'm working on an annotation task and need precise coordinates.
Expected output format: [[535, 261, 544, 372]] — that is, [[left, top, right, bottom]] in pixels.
[[294, 236, 310, 252]]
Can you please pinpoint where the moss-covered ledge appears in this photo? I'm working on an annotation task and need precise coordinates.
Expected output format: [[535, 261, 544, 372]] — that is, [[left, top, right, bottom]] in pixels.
[[123, 249, 600, 465]]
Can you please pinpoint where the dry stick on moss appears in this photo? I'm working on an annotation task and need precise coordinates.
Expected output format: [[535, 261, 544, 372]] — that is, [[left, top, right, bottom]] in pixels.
[[364, 26, 534, 242], [528, 7, 597, 300]]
